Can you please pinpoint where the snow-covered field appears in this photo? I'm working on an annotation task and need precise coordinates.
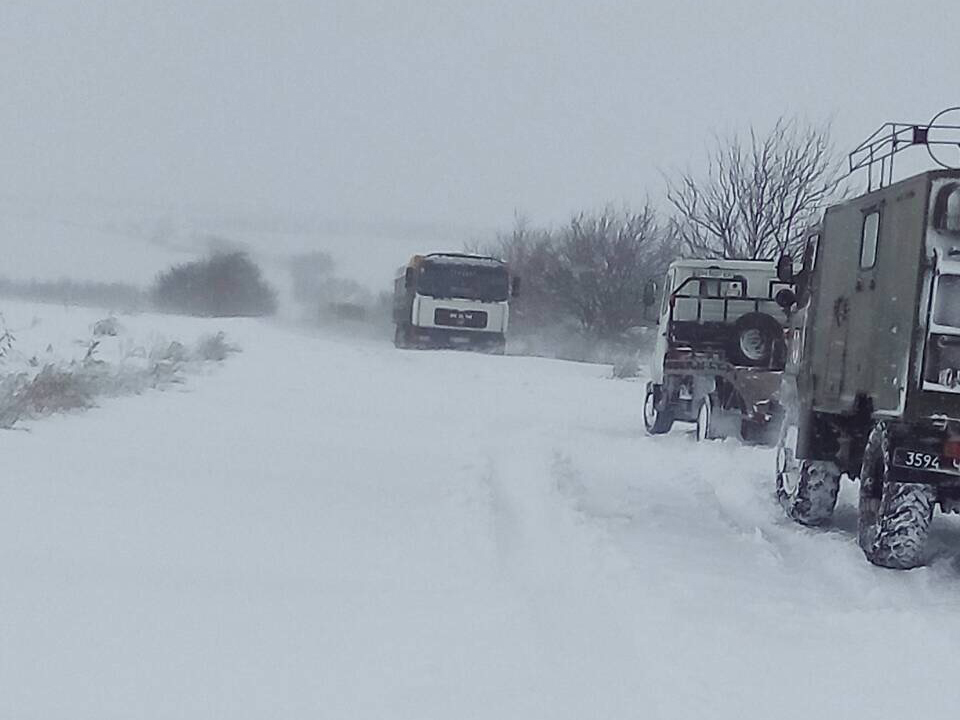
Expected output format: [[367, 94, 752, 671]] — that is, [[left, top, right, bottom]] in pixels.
[[3, 302, 960, 719]]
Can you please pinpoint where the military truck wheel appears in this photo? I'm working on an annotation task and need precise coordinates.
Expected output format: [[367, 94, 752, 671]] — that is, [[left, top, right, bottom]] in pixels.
[[776, 422, 840, 525], [727, 313, 782, 367], [643, 382, 674, 435], [858, 423, 936, 569]]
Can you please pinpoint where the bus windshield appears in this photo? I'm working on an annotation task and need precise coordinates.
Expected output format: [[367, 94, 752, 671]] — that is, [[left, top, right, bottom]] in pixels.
[[417, 261, 509, 302]]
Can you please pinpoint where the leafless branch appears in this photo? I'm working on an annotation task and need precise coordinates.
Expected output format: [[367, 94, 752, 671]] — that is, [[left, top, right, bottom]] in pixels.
[[666, 116, 847, 259]]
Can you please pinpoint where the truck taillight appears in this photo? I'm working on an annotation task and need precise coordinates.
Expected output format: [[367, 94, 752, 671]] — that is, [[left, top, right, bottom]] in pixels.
[[945, 439, 960, 461]]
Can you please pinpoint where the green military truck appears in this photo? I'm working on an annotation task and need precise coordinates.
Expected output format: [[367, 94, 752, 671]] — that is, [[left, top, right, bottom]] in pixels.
[[776, 116, 960, 568]]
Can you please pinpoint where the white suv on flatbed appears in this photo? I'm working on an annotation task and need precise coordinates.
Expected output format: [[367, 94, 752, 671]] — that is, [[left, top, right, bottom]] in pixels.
[[644, 258, 794, 441]]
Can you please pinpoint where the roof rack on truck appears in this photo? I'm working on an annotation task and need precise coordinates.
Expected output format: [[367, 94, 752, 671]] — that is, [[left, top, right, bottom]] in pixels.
[[849, 106, 960, 191]]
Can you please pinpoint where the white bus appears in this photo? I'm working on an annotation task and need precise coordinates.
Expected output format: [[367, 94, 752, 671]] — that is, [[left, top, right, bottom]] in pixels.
[[393, 253, 519, 353]]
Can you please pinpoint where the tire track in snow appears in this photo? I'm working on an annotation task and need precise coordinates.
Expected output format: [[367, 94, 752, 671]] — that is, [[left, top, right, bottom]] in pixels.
[[476, 443, 713, 720]]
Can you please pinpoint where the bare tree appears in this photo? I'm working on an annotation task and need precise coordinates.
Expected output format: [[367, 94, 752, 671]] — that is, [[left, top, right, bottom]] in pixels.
[[469, 214, 561, 329], [547, 205, 672, 337], [469, 207, 680, 350], [667, 117, 846, 259]]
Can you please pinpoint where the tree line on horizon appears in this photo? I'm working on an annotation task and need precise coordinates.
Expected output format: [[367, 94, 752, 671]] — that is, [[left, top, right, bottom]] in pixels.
[[475, 115, 848, 345], [0, 114, 848, 355]]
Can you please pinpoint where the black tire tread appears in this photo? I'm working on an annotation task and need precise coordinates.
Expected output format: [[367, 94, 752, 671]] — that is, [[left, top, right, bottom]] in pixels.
[[864, 482, 936, 569], [858, 422, 936, 569], [644, 383, 674, 435], [728, 312, 781, 367], [777, 460, 840, 526]]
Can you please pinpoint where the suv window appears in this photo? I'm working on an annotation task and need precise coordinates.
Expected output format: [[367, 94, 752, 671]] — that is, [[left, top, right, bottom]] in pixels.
[[699, 279, 721, 297], [860, 211, 880, 269]]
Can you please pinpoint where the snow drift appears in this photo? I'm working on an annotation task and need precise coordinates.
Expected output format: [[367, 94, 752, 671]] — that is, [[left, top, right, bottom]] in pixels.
[[2, 303, 960, 719]]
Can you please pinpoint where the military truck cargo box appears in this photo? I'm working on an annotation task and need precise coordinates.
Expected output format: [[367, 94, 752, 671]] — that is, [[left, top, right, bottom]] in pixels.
[[777, 160, 960, 569]]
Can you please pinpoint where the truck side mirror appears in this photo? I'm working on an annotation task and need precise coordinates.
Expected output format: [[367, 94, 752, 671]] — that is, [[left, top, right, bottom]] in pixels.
[[643, 279, 658, 307], [776, 254, 794, 283], [404, 267, 415, 289], [511, 276, 521, 297]]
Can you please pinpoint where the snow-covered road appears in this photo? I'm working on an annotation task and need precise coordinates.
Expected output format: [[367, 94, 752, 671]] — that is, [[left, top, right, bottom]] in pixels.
[[3, 307, 960, 719]]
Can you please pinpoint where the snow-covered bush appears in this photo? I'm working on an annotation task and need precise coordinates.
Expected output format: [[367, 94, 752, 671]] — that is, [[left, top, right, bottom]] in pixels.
[[476, 209, 675, 342], [194, 331, 237, 362], [0, 313, 14, 359], [611, 354, 640, 379], [2, 364, 94, 421], [0, 321, 241, 428], [150, 340, 188, 365], [152, 252, 277, 317], [287, 251, 380, 325], [92, 316, 121, 337]]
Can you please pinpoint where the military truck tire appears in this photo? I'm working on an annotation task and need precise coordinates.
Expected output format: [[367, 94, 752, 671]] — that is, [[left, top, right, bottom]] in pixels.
[[776, 451, 840, 527], [643, 382, 674, 435], [777, 461, 841, 525], [727, 312, 782, 367], [858, 423, 936, 569]]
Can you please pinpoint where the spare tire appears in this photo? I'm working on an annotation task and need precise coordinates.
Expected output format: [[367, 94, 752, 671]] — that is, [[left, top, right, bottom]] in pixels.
[[727, 312, 782, 367]]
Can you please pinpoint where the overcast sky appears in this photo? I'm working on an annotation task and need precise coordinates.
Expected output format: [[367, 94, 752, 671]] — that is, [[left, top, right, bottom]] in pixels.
[[1, 0, 958, 237]]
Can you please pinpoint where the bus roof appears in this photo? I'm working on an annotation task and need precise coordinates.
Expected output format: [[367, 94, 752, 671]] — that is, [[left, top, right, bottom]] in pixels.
[[422, 252, 505, 267], [669, 257, 776, 272]]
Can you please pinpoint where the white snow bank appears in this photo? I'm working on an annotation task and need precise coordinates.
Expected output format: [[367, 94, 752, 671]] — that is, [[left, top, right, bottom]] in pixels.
[[0, 301, 239, 427], [2, 312, 960, 719]]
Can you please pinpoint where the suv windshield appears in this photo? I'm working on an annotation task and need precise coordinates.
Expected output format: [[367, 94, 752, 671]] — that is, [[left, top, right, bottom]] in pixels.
[[418, 261, 509, 302], [933, 274, 960, 328]]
